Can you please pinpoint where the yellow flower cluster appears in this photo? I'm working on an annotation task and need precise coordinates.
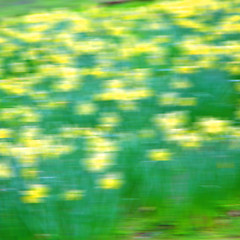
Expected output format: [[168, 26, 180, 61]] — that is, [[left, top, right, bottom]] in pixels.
[[99, 174, 122, 189], [148, 149, 172, 161], [0, 0, 239, 204], [21, 184, 49, 203]]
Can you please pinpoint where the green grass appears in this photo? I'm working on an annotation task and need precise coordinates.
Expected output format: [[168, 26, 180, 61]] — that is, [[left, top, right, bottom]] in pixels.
[[0, 0, 96, 18], [0, 0, 155, 19]]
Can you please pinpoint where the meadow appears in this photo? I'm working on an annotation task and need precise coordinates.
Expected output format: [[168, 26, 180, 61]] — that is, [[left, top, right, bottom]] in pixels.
[[0, 0, 240, 239]]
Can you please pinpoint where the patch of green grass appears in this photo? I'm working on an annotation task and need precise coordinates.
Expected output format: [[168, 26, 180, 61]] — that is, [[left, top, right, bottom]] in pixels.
[[117, 208, 240, 239], [0, 0, 95, 18]]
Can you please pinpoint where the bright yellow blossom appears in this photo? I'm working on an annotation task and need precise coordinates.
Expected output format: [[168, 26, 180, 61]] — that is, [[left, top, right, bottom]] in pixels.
[[21, 184, 49, 203], [154, 112, 187, 130], [85, 153, 112, 172], [148, 149, 172, 161], [198, 118, 230, 134], [0, 129, 12, 138], [167, 129, 201, 148], [99, 174, 122, 189]]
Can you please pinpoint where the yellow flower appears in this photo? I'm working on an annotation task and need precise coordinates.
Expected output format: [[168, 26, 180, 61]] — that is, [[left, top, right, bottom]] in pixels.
[[0, 129, 12, 138], [60, 67, 78, 79], [87, 136, 118, 152], [89, 67, 107, 77], [95, 88, 152, 102], [154, 112, 187, 130], [99, 174, 122, 189], [132, 42, 158, 55], [199, 118, 229, 134], [174, 66, 199, 74], [18, 32, 43, 43], [50, 54, 72, 65], [85, 153, 112, 172], [64, 190, 83, 201], [175, 19, 206, 31], [148, 149, 171, 161], [21, 184, 49, 203], [104, 79, 124, 89], [167, 129, 201, 148], [53, 80, 79, 92], [0, 163, 12, 178], [75, 102, 97, 115], [23, 12, 52, 23]]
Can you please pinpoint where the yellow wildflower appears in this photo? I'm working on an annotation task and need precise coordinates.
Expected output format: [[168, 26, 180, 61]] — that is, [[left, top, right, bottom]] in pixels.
[[167, 129, 201, 148], [21, 184, 49, 203], [198, 118, 230, 134], [53, 80, 79, 92], [154, 112, 187, 130], [174, 65, 199, 74], [99, 174, 122, 189], [90, 67, 108, 77], [104, 79, 124, 89], [87, 136, 118, 153], [0, 129, 12, 138], [50, 54, 72, 65], [85, 153, 112, 172], [75, 102, 97, 115], [148, 149, 172, 161], [64, 190, 83, 201]]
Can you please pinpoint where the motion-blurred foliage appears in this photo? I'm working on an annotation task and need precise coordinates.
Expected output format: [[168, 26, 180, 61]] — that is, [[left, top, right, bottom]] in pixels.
[[0, 0, 240, 239]]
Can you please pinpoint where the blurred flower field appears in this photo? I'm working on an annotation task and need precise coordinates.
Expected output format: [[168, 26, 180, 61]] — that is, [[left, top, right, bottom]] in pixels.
[[0, 0, 240, 239]]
